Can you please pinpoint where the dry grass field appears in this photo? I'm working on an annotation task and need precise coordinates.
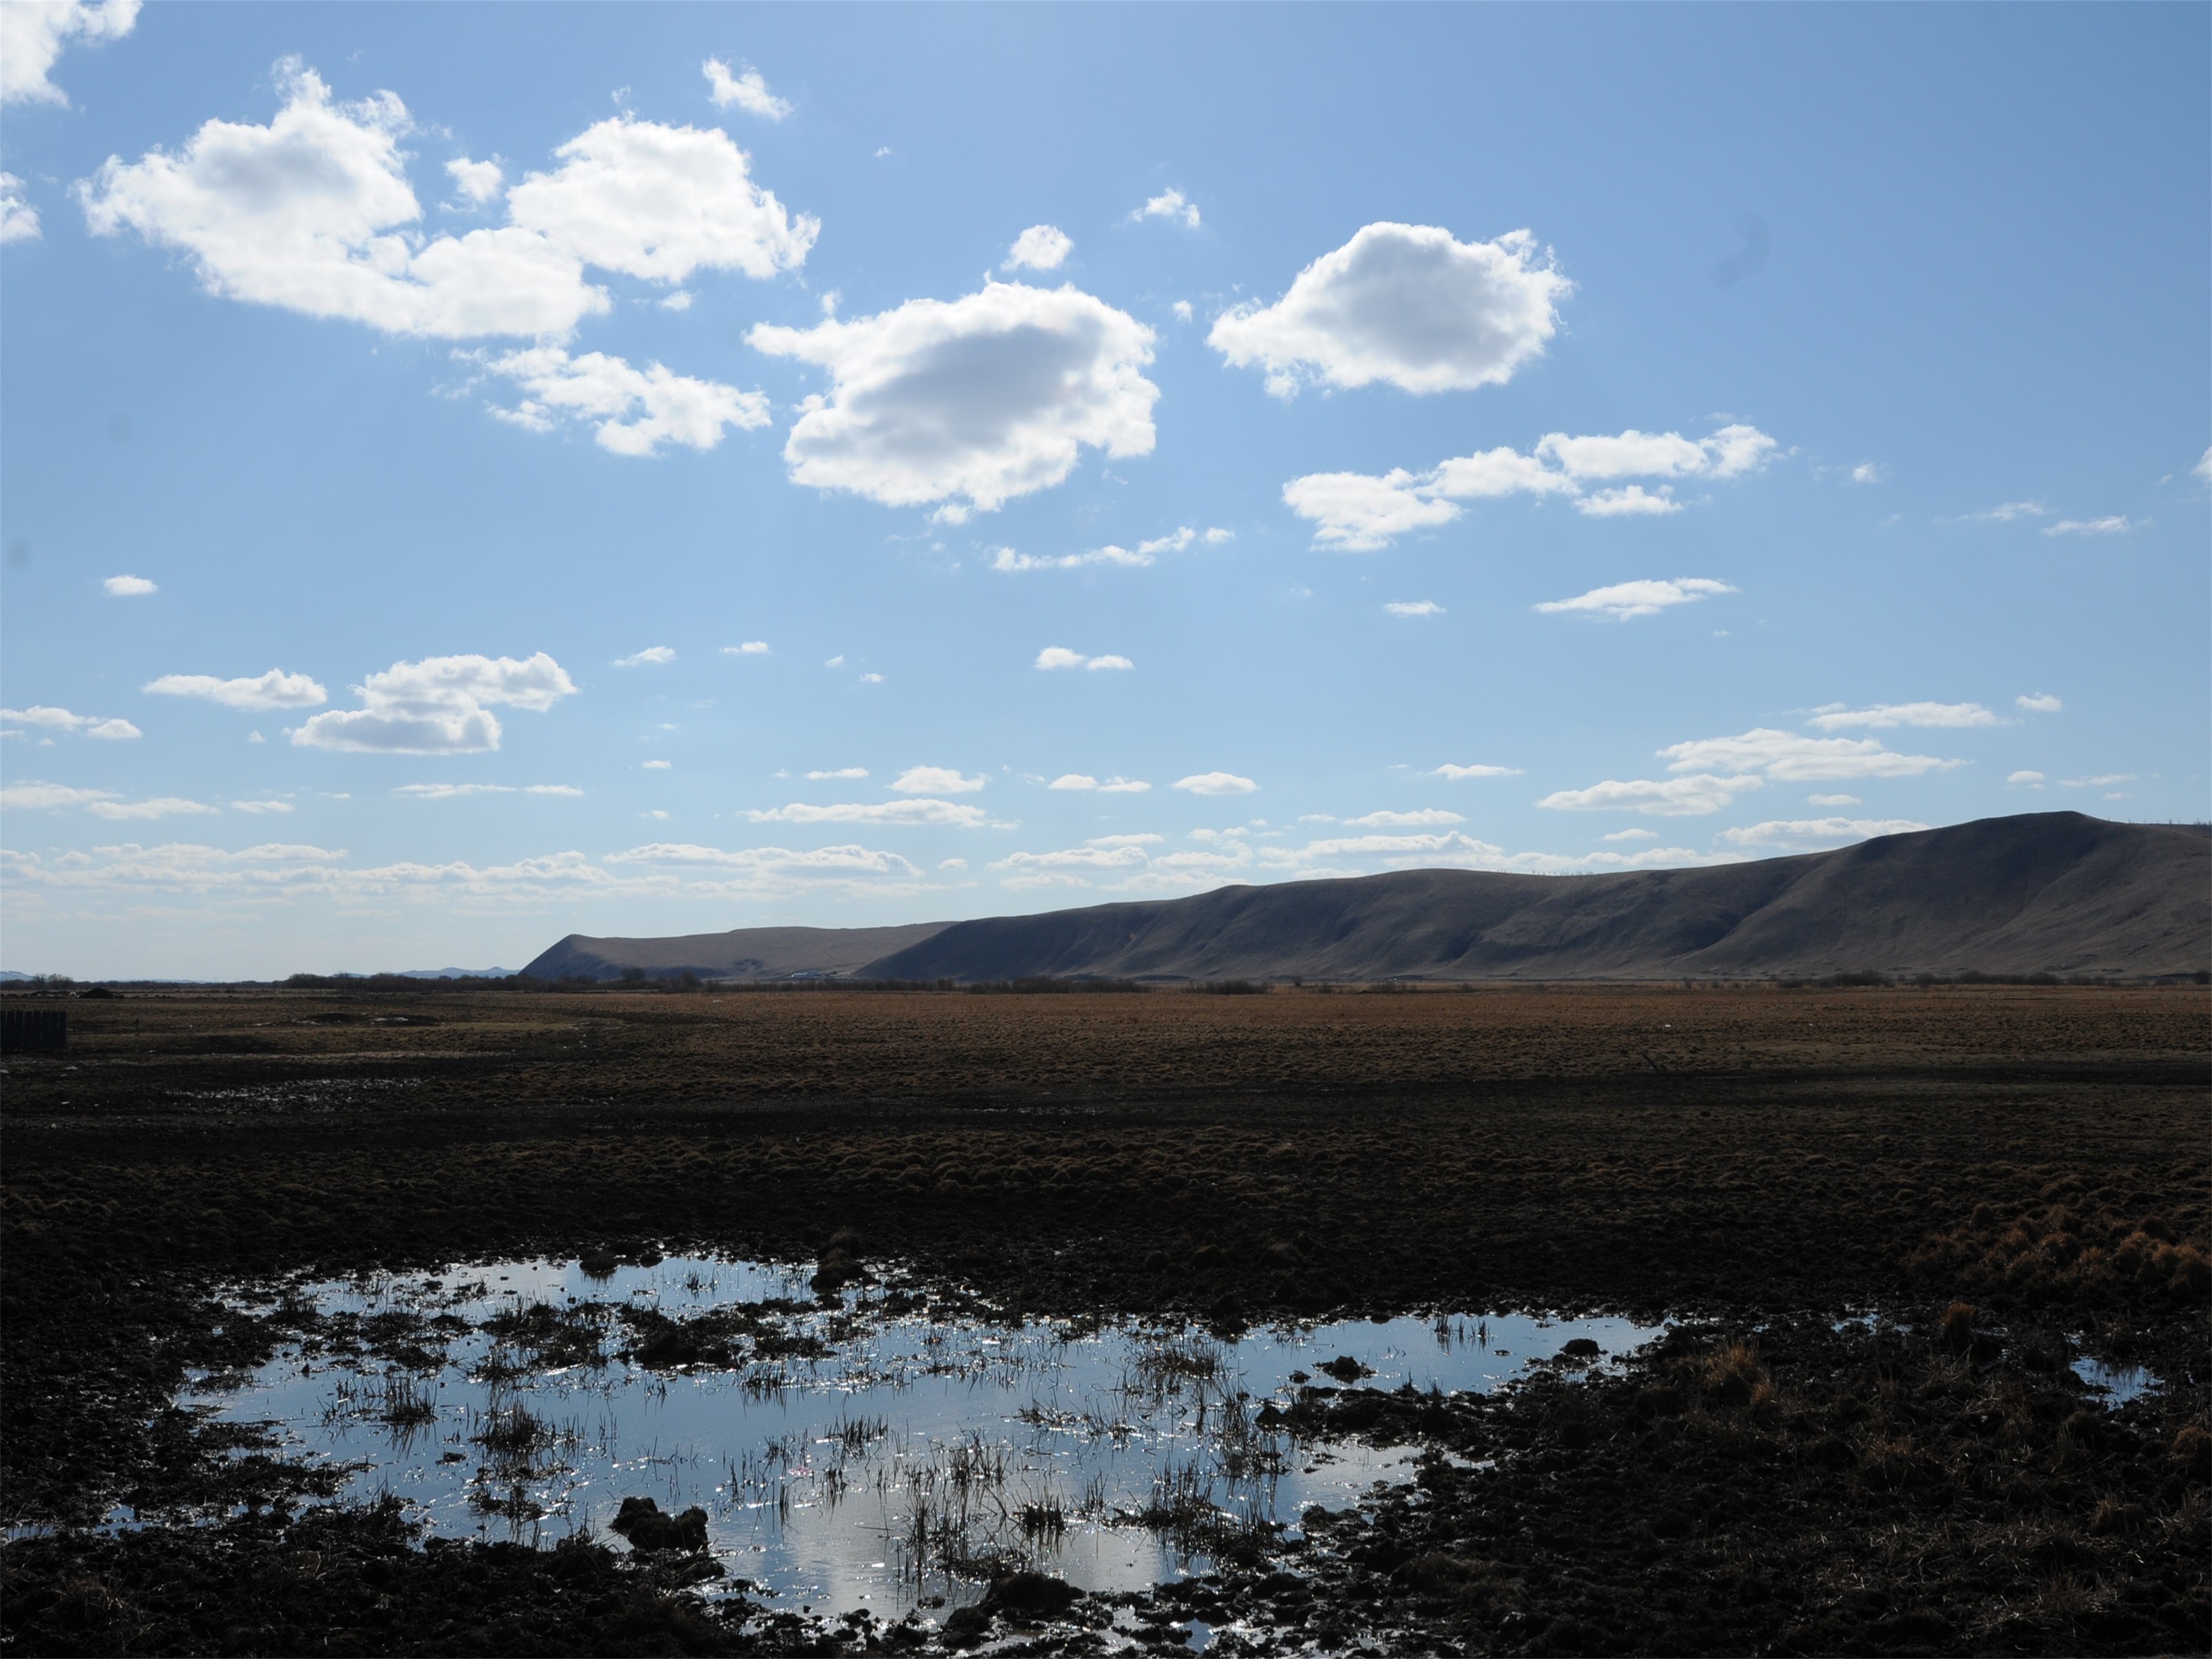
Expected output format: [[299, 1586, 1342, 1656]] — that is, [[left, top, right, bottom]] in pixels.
[[2, 982, 2205, 1653]]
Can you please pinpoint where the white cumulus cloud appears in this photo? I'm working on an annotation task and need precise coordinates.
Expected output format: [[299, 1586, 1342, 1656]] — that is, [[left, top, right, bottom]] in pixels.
[[743, 799, 987, 827], [1283, 425, 1771, 549], [1535, 578, 1735, 621], [1385, 600, 1444, 617], [1537, 775, 1765, 817], [991, 843, 1151, 875], [2, 0, 138, 107], [79, 63, 813, 345], [1537, 425, 1775, 481], [1131, 189, 1201, 229], [1, 174, 40, 243], [1006, 225, 1072, 271], [1051, 774, 1150, 792], [395, 782, 513, 799], [1279, 470, 1465, 551], [1716, 817, 1928, 851], [749, 279, 1158, 514], [1806, 701, 1995, 731], [1658, 728, 1961, 782], [724, 641, 769, 655], [102, 573, 156, 595], [2007, 771, 2046, 786], [289, 652, 576, 754], [445, 156, 503, 206], [480, 346, 769, 455], [1433, 763, 1521, 780], [614, 842, 924, 881], [891, 766, 986, 795], [613, 645, 676, 667], [144, 669, 327, 710], [1174, 772, 1257, 796], [505, 113, 814, 283], [1211, 223, 1567, 397], [1, 705, 142, 739], [702, 58, 792, 121], [1, 780, 216, 820], [1574, 484, 1682, 518], [2016, 692, 2063, 713]]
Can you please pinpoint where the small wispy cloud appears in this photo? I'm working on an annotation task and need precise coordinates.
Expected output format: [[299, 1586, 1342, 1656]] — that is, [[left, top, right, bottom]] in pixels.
[[1716, 816, 1928, 851], [1968, 500, 2049, 522], [1385, 600, 1444, 617], [1807, 701, 1995, 732], [102, 573, 157, 596], [2015, 692, 2062, 713], [1343, 808, 1463, 827], [990, 526, 1229, 573], [723, 641, 769, 656], [1036, 647, 1133, 671], [807, 767, 868, 780], [614, 646, 675, 667], [1432, 763, 1521, 780], [2044, 516, 2139, 537], [702, 58, 792, 119], [1536, 578, 1735, 621]]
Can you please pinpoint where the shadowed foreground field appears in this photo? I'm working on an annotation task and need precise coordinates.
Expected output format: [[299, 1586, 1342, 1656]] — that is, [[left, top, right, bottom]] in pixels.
[[2, 984, 2205, 1655]]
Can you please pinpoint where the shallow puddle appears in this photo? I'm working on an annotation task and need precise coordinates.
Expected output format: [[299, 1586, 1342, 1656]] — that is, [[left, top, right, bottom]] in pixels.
[[2072, 1354, 2159, 1406], [181, 1256, 1662, 1616]]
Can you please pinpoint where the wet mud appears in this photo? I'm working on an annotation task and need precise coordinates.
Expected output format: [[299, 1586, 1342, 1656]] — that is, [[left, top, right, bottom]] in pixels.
[[3, 983, 2206, 1653]]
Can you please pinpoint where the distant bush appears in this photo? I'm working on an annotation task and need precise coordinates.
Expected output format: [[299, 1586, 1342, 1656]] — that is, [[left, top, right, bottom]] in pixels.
[[1190, 979, 1270, 995]]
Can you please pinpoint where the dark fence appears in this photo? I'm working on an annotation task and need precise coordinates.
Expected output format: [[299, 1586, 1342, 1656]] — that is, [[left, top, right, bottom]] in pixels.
[[1, 1009, 67, 1052]]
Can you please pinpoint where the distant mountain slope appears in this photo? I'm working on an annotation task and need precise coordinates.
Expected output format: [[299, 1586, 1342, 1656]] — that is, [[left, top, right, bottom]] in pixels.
[[522, 922, 952, 983], [859, 815, 2210, 982]]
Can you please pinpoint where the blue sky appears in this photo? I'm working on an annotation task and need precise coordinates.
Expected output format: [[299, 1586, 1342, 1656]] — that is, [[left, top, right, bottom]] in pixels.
[[3, 3, 2206, 978]]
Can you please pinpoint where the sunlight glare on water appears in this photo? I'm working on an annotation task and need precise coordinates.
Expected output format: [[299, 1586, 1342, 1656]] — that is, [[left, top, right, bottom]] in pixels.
[[184, 1256, 1663, 1616]]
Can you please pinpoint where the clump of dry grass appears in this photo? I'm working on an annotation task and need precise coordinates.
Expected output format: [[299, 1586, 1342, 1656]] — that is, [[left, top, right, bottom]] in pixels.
[[1701, 1340, 1768, 1408]]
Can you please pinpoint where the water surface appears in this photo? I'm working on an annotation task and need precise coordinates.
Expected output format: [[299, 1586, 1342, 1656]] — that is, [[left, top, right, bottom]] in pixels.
[[186, 1255, 1663, 1616]]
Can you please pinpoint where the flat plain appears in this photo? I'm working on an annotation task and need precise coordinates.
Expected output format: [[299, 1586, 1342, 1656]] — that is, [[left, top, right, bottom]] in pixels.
[[2, 983, 2206, 1655]]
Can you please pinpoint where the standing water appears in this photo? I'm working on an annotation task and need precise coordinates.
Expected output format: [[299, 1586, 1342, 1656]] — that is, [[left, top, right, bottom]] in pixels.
[[180, 1256, 1664, 1617]]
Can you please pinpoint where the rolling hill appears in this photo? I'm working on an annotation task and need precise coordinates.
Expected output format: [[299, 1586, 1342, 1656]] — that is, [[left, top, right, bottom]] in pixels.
[[521, 922, 951, 983], [857, 813, 2210, 983]]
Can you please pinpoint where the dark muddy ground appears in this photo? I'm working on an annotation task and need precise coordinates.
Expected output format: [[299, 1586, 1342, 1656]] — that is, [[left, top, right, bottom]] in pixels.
[[2, 983, 2206, 1655]]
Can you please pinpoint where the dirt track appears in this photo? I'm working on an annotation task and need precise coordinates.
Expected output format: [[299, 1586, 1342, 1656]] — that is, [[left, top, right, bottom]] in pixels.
[[2, 984, 2206, 1654]]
